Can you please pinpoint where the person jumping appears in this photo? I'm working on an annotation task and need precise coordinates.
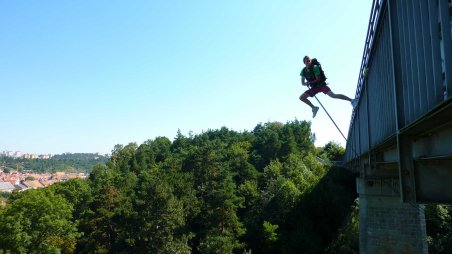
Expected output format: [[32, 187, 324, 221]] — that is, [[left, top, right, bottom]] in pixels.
[[299, 55, 358, 118]]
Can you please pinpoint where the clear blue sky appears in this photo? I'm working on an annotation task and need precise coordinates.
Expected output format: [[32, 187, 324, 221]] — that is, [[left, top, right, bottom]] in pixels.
[[0, 0, 373, 155]]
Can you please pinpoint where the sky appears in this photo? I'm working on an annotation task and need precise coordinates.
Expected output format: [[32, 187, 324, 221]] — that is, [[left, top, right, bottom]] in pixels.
[[0, 0, 373, 155]]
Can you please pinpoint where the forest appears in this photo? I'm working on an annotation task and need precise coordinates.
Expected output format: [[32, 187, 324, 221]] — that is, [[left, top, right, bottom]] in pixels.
[[0, 153, 109, 173], [0, 120, 451, 253]]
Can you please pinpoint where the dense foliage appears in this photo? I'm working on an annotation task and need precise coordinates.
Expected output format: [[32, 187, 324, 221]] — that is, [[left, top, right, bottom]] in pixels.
[[0, 153, 109, 173], [1, 120, 451, 253], [0, 120, 361, 253], [425, 204, 452, 253]]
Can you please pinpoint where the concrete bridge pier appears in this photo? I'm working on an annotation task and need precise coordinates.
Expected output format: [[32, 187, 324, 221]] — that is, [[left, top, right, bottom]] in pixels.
[[357, 177, 428, 254]]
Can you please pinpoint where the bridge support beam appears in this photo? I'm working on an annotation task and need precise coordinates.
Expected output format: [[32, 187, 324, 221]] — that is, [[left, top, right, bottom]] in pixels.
[[399, 100, 452, 203]]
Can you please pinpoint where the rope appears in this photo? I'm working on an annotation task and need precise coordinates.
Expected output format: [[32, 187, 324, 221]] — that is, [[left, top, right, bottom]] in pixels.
[[314, 95, 347, 142], [313, 95, 362, 167]]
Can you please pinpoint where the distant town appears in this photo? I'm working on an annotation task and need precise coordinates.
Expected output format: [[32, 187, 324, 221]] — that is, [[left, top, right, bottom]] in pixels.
[[2, 150, 52, 159], [0, 150, 111, 194], [1, 150, 110, 159], [0, 170, 88, 193]]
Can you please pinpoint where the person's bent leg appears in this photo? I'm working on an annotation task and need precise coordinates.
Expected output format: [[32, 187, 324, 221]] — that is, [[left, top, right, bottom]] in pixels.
[[300, 93, 316, 108], [327, 91, 352, 101], [300, 93, 319, 118]]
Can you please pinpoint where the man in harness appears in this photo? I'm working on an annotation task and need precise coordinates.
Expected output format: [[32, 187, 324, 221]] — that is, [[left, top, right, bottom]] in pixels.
[[299, 55, 358, 118]]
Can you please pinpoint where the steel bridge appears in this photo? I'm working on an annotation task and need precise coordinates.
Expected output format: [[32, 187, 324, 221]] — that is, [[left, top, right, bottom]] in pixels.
[[344, 0, 451, 252]]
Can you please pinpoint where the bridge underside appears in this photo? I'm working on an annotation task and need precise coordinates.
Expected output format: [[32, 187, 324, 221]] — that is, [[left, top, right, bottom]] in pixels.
[[352, 99, 451, 254], [354, 98, 452, 204]]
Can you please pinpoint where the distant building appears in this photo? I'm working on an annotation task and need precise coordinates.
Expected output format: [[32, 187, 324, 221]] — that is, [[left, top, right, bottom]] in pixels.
[[1, 176, 20, 185], [5, 151, 14, 157], [39, 154, 51, 159], [1, 151, 23, 158], [22, 153, 40, 159], [14, 183, 28, 191], [22, 180, 44, 189], [96, 152, 111, 157], [0, 182, 15, 193], [39, 179, 57, 187]]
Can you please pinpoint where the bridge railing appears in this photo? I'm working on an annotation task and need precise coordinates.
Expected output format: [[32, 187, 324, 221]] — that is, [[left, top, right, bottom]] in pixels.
[[345, 0, 452, 162]]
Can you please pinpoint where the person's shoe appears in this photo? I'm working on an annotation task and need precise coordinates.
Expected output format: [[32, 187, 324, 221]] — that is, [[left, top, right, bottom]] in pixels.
[[351, 98, 358, 108], [312, 106, 319, 118]]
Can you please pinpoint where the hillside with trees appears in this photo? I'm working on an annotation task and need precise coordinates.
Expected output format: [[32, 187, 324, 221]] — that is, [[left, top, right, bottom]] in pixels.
[[0, 120, 450, 253], [0, 153, 109, 173]]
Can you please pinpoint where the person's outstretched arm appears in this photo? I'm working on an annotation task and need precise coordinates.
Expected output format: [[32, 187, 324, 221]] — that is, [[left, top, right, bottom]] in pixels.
[[301, 76, 308, 86]]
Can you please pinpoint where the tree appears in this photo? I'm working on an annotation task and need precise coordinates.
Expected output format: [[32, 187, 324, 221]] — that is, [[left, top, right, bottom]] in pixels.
[[75, 161, 131, 253], [279, 120, 315, 159], [184, 139, 245, 253], [228, 141, 258, 185], [109, 143, 138, 173], [251, 122, 283, 169], [318, 141, 346, 162], [0, 189, 79, 254], [327, 199, 359, 253], [280, 166, 358, 254], [24, 176, 35, 181], [425, 204, 452, 253], [49, 178, 92, 221], [131, 170, 192, 253], [79, 184, 123, 253], [263, 221, 279, 243]]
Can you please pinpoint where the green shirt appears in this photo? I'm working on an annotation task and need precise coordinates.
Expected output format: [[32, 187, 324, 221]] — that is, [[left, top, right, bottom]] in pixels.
[[300, 65, 320, 82]]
